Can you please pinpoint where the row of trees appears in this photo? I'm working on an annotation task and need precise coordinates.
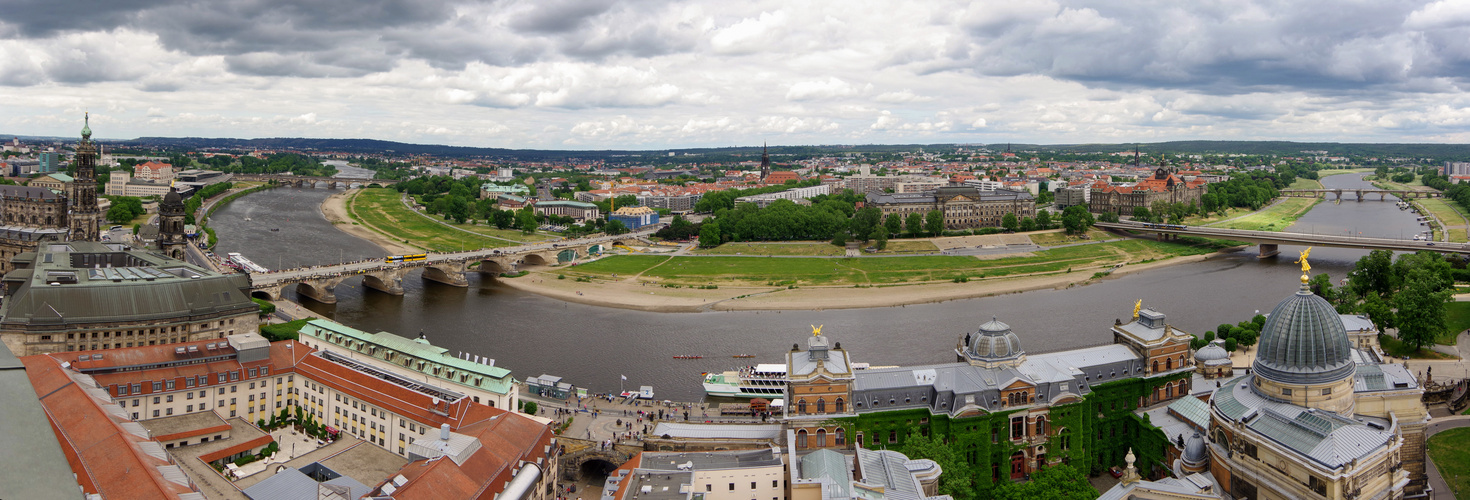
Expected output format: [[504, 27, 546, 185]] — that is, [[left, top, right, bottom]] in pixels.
[[899, 427, 1095, 500], [1309, 249, 1459, 351]]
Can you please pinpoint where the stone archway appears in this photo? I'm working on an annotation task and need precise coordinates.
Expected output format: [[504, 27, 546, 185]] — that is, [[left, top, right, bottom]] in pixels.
[[557, 249, 578, 263], [478, 260, 510, 274], [250, 289, 280, 301], [522, 254, 549, 266]]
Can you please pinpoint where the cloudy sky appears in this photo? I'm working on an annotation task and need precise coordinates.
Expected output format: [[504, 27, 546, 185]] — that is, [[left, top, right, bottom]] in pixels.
[[4, 0, 1470, 149]]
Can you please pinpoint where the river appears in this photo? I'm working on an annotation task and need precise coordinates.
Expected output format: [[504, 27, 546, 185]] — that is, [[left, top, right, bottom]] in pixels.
[[208, 172, 1427, 401]]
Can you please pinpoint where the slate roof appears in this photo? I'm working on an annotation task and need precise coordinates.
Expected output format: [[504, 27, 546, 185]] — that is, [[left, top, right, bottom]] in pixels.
[[0, 341, 82, 499]]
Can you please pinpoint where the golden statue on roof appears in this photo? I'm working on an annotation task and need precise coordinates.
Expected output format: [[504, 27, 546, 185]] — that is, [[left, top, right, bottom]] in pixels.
[[1133, 299, 1142, 319], [1296, 247, 1313, 283], [811, 324, 824, 336]]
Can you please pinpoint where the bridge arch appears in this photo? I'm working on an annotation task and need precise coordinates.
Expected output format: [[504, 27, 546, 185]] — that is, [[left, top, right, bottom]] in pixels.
[[477, 260, 510, 274], [522, 254, 549, 266], [588, 244, 604, 254], [251, 288, 281, 301], [556, 249, 578, 263]]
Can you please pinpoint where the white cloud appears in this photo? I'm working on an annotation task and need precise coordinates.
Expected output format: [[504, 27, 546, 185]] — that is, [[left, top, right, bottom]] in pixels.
[[2, 0, 1470, 148]]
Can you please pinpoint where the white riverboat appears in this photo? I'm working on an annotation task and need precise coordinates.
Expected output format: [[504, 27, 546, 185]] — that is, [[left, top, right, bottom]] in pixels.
[[702, 364, 787, 398]]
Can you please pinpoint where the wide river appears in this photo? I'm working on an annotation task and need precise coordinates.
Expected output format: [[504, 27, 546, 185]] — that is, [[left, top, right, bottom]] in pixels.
[[210, 173, 1428, 401]]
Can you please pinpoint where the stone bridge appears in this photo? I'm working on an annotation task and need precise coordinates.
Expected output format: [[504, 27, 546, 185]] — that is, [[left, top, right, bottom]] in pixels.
[[1280, 188, 1439, 201], [233, 174, 402, 189], [245, 232, 652, 304], [558, 437, 640, 481], [1095, 221, 1470, 258]]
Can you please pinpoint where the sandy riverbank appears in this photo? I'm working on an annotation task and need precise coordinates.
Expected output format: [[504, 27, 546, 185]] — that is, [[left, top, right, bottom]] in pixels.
[[493, 251, 1235, 312], [320, 189, 421, 255]]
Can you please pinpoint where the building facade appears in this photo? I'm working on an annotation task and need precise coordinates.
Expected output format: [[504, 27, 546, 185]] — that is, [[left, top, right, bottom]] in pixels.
[[1088, 167, 1205, 215], [610, 206, 660, 229], [535, 200, 600, 222], [829, 306, 1195, 489], [0, 242, 260, 356], [784, 328, 856, 452], [157, 187, 188, 259], [864, 186, 1036, 230]]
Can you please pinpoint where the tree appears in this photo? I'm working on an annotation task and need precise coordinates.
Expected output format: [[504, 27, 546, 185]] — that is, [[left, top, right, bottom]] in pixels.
[[1060, 205, 1094, 235], [899, 428, 974, 500], [1349, 250, 1396, 298], [492, 209, 516, 229], [699, 222, 722, 248], [1036, 210, 1053, 229], [1393, 268, 1453, 351], [831, 231, 849, 247], [884, 213, 902, 235], [924, 210, 945, 236], [874, 227, 889, 251], [604, 219, 630, 235], [518, 210, 539, 233], [1001, 213, 1018, 232], [991, 463, 1094, 500], [1019, 217, 1036, 232], [1361, 292, 1395, 332], [1225, 338, 1238, 351], [906, 212, 925, 237], [522, 401, 538, 414], [1132, 206, 1152, 222], [850, 206, 883, 241]]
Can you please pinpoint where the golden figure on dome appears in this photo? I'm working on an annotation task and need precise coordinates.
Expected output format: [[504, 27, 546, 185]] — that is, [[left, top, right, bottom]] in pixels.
[[1133, 299, 1142, 319], [811, 325, 824, 336], [1296, 247, 1313, 282]]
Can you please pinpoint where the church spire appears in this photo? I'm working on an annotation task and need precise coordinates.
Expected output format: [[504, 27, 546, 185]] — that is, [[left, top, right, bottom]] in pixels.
[[760, 142, 771, 180], [81, 112, 92, 141]]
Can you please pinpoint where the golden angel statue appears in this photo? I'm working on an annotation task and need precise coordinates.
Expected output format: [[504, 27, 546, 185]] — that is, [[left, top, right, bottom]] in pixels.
[[1296, 247, 1312, 274], [811, 324, 824, 336]]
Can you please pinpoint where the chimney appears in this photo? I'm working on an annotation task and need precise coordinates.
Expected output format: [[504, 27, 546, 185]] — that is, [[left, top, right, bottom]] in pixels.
[[440, 423, 451, 441]]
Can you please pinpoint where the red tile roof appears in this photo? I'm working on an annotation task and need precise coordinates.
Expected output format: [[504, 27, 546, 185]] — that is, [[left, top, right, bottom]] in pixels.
[[21, 355, 195, 499]]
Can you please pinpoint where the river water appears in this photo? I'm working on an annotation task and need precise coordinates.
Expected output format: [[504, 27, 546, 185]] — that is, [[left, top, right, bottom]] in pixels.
[[210, 173, 1426, 400]]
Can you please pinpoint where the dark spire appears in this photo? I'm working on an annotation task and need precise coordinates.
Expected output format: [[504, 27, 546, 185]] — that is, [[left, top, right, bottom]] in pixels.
[[760, 142, 771, 180]]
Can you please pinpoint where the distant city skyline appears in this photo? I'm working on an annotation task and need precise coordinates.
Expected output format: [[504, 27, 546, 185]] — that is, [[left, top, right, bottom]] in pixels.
[[4, 1, 1470, 149]]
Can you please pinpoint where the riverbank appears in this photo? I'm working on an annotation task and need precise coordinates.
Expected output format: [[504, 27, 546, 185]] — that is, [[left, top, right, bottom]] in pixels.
[[493, 249, 1234, 312], [320, 189, 422, 255]]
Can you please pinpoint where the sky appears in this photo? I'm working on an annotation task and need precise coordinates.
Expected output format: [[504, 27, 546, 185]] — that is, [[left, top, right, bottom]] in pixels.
[[5, 0, 1470, 150]]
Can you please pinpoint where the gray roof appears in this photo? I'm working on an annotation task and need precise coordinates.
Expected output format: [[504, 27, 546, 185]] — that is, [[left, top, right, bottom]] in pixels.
[[637, 448, 783, 472], [1167, 396, 1211, 431], [799, 449, 851, 499], [652, 423, 785, 440], [1211, 375, 1396, 469], [0, 343, 84, 499], [242, 466, 371, 500], [1254, 286, 1355, 385], [855, 448, 940, 500], [965, 318, 1025, 362], [0, 184, 61, 200], [1195, 341, 1229, 363], [0, 242, 256, 327]]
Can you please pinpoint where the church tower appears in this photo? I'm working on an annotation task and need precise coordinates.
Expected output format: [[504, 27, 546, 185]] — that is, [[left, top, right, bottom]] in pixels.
[[759, 143, 770, 181], [69, 114, 101, 242], [157, 187, 187, 259]]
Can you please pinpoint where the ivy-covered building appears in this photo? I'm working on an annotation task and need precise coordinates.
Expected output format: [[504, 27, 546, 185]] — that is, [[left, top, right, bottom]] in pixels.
[[811, 306, 1196, 488]]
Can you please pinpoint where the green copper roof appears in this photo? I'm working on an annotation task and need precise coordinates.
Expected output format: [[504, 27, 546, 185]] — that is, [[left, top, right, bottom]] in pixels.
[[301, 319, 514, 395], [81, 113, 91, 140]]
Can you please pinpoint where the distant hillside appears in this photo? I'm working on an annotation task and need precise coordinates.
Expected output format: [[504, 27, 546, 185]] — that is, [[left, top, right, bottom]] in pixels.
[[17, 135, 1470, 162]]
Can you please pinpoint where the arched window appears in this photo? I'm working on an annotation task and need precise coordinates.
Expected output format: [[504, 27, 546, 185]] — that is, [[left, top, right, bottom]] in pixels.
[[836, 428, 846, 446], [1166, 358, 1173, 371], [1152, 360, 1158, 373], [797, 429, 808, 448], [817, 399, 826, 413], [1165, 383, 1174, 399], [816, 428, 827, 447], [798, 399, 807, 413], [1035, 416, 1047, 436], [835, 398, 845, 413]]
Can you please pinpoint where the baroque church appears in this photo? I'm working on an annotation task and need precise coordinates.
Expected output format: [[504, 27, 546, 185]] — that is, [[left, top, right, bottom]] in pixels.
[[0, 115, 102, 272]]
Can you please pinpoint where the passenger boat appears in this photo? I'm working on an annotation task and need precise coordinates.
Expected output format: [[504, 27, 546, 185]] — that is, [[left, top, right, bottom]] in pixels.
[[673, 355, 703, 359], [702, 364, 787, 398], [732, 354, 756, 358]]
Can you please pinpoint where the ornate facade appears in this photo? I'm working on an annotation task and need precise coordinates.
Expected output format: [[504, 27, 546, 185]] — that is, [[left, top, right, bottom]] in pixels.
[[0, 116, 101, 274], [68, 114, 101, 242], [1088, 167, 1205, 215], [864, 186, 1036, 230], [784, 327, 855, 451], [157, 187, 188, 259]]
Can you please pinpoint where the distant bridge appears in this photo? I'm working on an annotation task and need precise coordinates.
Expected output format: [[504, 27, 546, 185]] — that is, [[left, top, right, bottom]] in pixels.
[[1279, 188, 1439, 201], [233, 174, 402, 189], [246, 230, 655, 303], [1095, 221, 1470, 258]]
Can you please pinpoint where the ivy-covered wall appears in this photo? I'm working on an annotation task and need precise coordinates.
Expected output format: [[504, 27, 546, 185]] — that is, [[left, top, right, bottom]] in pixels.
[[840, 371, 1189, 486]]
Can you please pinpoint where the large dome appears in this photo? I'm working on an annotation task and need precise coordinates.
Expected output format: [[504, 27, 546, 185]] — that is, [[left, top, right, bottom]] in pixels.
[[968, 317, 1024, 362], [1252, 283, 1354, 386]]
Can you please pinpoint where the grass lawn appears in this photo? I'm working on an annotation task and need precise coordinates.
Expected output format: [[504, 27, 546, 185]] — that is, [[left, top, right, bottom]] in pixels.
[[350, 188, 535, 252], [1443, 301, 1470, 345], [1289, 177, 1324, 190], [567, 238, 1227, 286], [1417, 199, 1470, 243], [567, 255, 672, 276], [1318, 168, 1372, 177], [1209, 198, 1321, 231], [874, 240, 941, 254], [1379, 334, 1456, 359], [1428, 427, 1470, 498], [1028, 228, 1114, 247], [690, 242, 845, 256]]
